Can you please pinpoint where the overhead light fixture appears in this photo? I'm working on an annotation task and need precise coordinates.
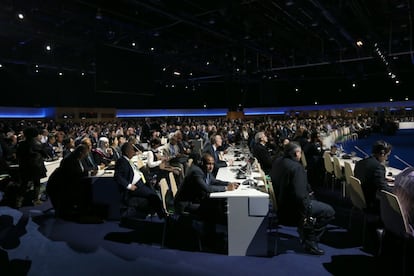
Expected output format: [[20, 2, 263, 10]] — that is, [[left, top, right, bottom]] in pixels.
[[17, 13, 24, 20]]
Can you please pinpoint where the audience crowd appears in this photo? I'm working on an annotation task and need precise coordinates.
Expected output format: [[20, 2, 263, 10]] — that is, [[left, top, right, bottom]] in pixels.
[[1, 113, 412, 254]]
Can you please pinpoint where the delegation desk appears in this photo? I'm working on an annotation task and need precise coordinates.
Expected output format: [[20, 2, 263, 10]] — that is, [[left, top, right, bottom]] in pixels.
[[88, 169, 119, 220], [331, 153, 402, 181], [42, 158, 62, 184], [8, 157, 63, 184], [210, 164, 270, 256]]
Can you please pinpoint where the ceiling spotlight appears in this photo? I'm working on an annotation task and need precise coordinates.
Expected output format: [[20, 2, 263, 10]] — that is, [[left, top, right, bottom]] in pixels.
[[45, 45, 52, 51], [173, 71, 181, 76], [356, 40, 363, 47], [17, 13, 24, 20]]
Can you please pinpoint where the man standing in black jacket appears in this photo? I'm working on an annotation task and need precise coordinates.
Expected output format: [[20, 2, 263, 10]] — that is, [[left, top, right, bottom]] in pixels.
[[16, 127, 48, 207]]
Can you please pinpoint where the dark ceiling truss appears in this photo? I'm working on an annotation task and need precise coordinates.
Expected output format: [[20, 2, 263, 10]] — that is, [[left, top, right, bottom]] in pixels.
[[0, 0, 413, 87]]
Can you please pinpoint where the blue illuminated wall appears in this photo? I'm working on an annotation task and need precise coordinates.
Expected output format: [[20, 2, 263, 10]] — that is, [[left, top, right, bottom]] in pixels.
[[117, 108, 228, 118], [0, 101, 413, 119], [0, 107, 55, 118]]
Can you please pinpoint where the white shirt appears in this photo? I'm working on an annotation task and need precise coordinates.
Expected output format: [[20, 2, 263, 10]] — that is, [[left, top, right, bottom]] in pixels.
[[123, 156, 144, 189]]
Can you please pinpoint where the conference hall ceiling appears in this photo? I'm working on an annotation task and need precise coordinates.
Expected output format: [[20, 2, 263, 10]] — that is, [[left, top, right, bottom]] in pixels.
[[0, 0, 413, 108]]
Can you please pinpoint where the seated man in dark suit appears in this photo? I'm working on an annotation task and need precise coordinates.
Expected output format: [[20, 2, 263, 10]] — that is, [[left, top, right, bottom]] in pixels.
[[252, 131, 273, 175], [114, 142, 167, 219], [270, 142, 335, 255], [55, 144, 101, 222], [353, 140, 394, 214], [174, 153, 238, 220], [202, 134, 228, 176]]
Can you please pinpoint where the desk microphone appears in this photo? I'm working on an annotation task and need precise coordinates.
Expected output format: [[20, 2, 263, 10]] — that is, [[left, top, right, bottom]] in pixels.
[[394, 155, 413, 168], [354, 146, 369, 157]]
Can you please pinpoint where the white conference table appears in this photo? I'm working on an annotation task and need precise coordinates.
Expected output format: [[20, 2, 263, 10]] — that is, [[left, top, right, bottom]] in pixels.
[[210, 157, 270, 256], [9, 157, 63, 184], [332, 154, 402, 182]]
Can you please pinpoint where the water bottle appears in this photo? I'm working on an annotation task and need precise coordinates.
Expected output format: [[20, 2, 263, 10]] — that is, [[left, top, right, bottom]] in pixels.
[[246, 160, 253, 180]]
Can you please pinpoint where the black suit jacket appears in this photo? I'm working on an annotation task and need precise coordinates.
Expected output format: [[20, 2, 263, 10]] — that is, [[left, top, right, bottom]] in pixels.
[[113, 157, 147, 203], [253, 142, 273, 174], [174, 165, 228, 205], [16, 138, 48, 180], [202, 144, 227, 175], [59, 152, 89, 204], [353, 156, 392, 212], [270, 156, 312, 224], [82, 152, 98, 171]]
